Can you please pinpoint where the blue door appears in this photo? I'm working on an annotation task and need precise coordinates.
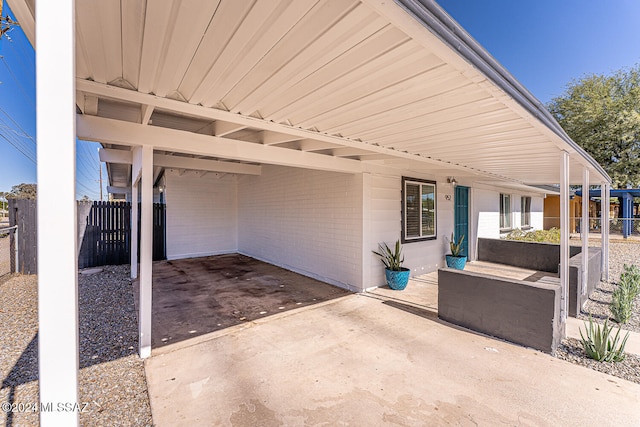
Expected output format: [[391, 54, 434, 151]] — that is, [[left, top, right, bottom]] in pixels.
[[454, 186, 469, 257]]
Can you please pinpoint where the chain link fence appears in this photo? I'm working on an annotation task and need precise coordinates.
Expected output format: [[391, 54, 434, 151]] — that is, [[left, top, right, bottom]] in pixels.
[[544, 217, 640, 239], [0, 225, 17, 278]]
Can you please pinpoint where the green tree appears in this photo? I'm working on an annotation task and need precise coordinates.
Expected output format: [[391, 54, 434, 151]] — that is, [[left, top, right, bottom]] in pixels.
[[5, 183, 37, 199], [548, 65, 640, 188]]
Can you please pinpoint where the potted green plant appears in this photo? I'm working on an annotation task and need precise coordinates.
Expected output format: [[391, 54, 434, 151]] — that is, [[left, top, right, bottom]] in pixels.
[[445, 233, 467, 270], [373, 240, 410, 290]]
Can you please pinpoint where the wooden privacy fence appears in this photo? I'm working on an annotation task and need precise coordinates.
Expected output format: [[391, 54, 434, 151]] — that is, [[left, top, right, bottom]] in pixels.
[[78, 201, 166, 269], [8, 199, 37, 274]]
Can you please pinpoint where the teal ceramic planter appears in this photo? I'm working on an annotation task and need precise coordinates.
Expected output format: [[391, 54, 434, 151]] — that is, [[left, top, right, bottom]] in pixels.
[[445, 255, 467, 270], [385, 267, 410, 290]]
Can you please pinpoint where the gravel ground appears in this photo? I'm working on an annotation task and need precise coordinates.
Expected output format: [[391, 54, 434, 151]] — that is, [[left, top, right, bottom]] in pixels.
[[559, 240, 640, 384], [556, 338, 640, 385], [2, 243, 639, 425], [578, 240, 640, 333], [0, 265, 153, 426]]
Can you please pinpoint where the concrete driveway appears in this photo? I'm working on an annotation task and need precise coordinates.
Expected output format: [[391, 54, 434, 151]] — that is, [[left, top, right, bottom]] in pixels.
[[145, 292, 640, 426]]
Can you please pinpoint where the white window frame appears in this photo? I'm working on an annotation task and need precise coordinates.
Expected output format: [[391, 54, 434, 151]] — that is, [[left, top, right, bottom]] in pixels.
[[500, 193, 512, 231], [521, 196, 532, 229], [402, 177, 437, 243]]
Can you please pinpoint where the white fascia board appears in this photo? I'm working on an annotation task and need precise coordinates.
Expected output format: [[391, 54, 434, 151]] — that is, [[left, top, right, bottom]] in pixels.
[[99, 148, 133, 164], [76, 79, 502, 179], [77, 115, 362, 174], [154, 154, 261, 175], [99, 148, 261, 175], [474, 180, 559, 196], [213, 121, 246, 137], [261, 130, 301, 145], [107, 185, 131, 194]]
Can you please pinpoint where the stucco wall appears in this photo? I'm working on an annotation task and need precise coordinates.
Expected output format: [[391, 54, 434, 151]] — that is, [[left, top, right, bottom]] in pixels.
[[474, 187, 500, 239], [474, 187, 544, 240], [477, 238, 581, 273], [569, 248, 602, 316], [438, 268, 563, 354], [364, 172, 453, 289], [237, 165, 363, 291], [165, 169, 238, 259]]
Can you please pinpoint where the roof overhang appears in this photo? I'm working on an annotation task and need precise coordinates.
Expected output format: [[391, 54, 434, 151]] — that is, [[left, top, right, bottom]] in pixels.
[[12, 0, 611, 189]]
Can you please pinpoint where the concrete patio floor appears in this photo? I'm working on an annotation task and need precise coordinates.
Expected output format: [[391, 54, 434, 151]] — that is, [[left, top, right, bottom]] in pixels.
[[145, 272, 640, 426], [144, 254, 350, 350]]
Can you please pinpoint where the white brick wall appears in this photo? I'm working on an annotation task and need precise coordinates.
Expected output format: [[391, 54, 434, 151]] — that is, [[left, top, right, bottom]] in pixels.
[[163, 163, 548, 291], [165, 170, 237, 259], [237, 165, 363, 291], [531, 196, 544, 230], [364, 172, 450, 288], [475, 188, 501, 239], [474, 187, 545, 240]]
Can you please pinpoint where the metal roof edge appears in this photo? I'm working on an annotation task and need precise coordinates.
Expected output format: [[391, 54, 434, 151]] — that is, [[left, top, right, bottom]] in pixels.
[[393, 0, 612, 184]]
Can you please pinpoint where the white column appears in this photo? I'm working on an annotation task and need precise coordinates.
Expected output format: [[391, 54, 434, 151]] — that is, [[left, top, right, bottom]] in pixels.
[[139, 146, 154, 358], [559, 151, 570, 322], [581, 168, 589, 295], [131, 180, 139, 279], [601, 183, 610, 281], [36, 0, 79, 425]]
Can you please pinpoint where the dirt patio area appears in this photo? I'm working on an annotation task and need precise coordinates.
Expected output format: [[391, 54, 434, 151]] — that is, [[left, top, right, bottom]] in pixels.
[[144, 254, 350, 350]]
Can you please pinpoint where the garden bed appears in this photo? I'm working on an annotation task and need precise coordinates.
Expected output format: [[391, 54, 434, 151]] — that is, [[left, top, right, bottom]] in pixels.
[[558, 241, 640, 383], [556, 338, 640, 384]]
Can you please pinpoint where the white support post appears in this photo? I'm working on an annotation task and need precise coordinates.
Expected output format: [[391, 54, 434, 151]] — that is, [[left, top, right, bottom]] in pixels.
[[601, 183, 610, 281], [36, 0, 79, 425], [560, 151, 570, 322], [581, 168, 589, 295], [131, 180, 139, 279], [14, 225, 18, 273], [139, 146, 154, 358]]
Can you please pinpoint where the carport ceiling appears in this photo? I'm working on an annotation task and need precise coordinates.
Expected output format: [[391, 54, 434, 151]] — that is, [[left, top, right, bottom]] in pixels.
[[12, 0, 609, 185]]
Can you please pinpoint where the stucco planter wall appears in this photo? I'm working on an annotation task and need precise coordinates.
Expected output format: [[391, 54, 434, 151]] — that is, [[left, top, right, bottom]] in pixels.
[[438, 268, 563, 354]]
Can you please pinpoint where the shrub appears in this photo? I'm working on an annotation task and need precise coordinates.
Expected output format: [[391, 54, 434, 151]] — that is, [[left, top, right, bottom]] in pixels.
[[610, 285, 633, 324], [504, 228, 560, 244], [579, 316, 629, 362], [610, 264, 639, 323], [619, 264, 640, 299]]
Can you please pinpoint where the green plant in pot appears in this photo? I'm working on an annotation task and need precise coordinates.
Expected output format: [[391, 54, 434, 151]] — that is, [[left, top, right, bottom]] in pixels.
[[373, 240, 410, 290], [445, 233, 467, 270]]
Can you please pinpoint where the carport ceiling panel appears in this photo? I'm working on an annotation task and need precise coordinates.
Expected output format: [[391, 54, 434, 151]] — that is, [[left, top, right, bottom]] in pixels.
[[75, 0, 590, 184], [326, 84, 493, 136], [361, 107, 524, 146], [187, 0, 342, 106], [75, 0, 122, 84], [396, 127, 543, 152], [288, 61, 459, 131], [150, 110, 213, 133]]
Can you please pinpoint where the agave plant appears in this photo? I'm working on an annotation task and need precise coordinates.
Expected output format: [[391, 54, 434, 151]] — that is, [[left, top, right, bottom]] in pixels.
[[372, 240, 404, 271], [449, 233, 465, 257], [579, 316, 629, 362]]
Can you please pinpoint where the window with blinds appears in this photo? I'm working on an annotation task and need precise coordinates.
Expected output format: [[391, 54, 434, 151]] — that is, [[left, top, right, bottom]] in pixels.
[[402, 177, 437, 242]]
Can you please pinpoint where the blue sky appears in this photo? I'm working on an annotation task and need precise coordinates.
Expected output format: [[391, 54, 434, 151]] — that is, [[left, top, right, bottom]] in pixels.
[[0, 0, 107, 199], [0, 1, 639, 198], [436, 0, 640, 103]]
